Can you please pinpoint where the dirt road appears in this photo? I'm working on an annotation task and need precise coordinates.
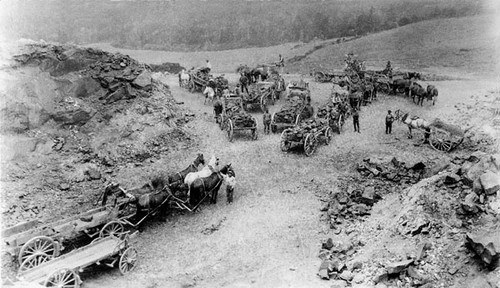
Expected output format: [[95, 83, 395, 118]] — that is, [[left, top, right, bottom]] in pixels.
[[80, 72, 499, 288]]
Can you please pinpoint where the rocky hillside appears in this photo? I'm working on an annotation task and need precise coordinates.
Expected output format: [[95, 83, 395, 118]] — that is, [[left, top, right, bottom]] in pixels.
[[0, 42, 194, 228]]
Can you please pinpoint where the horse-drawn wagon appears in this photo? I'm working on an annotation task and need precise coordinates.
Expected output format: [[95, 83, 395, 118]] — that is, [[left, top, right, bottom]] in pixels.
[[270, 95, 313, 133], [187, 67, 211, 93], [242, 81, 277, 112], [218, 95, 258, 142], [317, 102, 346, 134], [2, 204, 127, 267], [280, 119, 332, 156], [16, 233, 137, 288], [395, 110, 466, 152]]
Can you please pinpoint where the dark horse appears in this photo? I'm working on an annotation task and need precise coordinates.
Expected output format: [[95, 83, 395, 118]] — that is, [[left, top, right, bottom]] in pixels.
[[167, 154, 205, 189], [392, 79, 413, 95], [426, 85, 438, 105], [189, 164, 235, 207], [409, 82, 427, 106], [102, 177, 171, 225]]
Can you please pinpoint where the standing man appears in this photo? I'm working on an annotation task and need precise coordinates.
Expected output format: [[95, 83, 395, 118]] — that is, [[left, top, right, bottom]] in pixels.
[[263, 108, 272, 134], [352, 107, 360, 133], [205, 60, 212, 72], [278, 54, 284, 74], [385, 110, 394, 134], [213, 96, 223, 123]]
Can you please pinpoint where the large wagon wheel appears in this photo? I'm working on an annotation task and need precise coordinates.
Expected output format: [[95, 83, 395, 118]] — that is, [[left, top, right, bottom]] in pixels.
[[44, 268, 80, 288], [271, 113, 277, 133], [280, 129, 291, 152], [324, 127, 333, 144], [226, 119, 234, 142], [429, 129, 454, 152], [314, 71, 325, 82], [251, 119, 258, 140], [304, 134, 317, 156], [99, 221, 125, 238], [18, 236, 58, 265], [218, 114, 224, 130], [119, 247, 138, 275], [295, 114, 302, 125], [260, 94, 267, 113], [188, 79, 195, 93], [18, 253, 51, 273]]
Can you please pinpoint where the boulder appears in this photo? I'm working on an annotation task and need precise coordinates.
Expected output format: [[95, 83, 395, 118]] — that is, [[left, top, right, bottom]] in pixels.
[[479, 171, 500, 195], [322, 238, 334, 250], [386, 259, 414, 275], [466, 231, 500, 266], [51, 107, 95, 126], [330, 280, 348, 288], [132, 70, 152, 90], [339, 270, 354, 281], [318, 260, 330, 280], [85, 167, 101, 180], [444, 173, 461, 185], [360, 187, 376, 206]]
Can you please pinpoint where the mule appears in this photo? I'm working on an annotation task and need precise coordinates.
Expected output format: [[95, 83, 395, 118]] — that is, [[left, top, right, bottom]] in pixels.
[[426, 85, 438, 105], [167, 154, 205, 188], [404, 72, 421, 80], [394, 109, 431, 141], [189, 164, 235, 206]]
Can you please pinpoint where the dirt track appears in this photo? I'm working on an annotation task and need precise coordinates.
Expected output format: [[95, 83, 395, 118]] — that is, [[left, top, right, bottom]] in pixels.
[[78, 72, 500, 288]]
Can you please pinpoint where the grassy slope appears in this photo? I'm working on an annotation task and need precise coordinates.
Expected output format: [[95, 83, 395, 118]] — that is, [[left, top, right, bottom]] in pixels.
[[287, 14, 500, 79]]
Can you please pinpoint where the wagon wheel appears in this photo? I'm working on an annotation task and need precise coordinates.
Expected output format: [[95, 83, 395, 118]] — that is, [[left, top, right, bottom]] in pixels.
[[429, 129, 453, 152], [260, 95, 267, 113], [304, 134, 317, 156], [280, 129, 291, 152], [324, 127, 333, 144], [99, 221, 125, 238], [44, 268, 80, 288], [314, 71, 325, 82], [18, 253, 51, 273], [226, 119, 234, 142], [188, 80, 195, 93], [119, 247, 138, 275], [18, 236, 58, 265]]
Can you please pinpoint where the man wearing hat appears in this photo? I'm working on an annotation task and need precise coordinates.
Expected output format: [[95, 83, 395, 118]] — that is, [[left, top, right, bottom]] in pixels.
[[385, 110, 394, 134]]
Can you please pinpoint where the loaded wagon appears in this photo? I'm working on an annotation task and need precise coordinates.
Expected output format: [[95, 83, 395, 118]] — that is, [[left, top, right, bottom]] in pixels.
[[218, 95, 258, 142], [317, 103, 346, 134], [187, 67, 211, 93], [16, 233, 137, 288], [280, 119, 332, 156], [426, 119, 466, 152], [2, 204, 126, 267], [242, 81, 277, 112], [313, 69, 347, 83], [271, 95, 312, 133]]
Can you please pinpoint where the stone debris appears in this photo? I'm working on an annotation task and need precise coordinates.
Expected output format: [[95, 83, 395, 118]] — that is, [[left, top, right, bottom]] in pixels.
[[465, 231, 500, 267]]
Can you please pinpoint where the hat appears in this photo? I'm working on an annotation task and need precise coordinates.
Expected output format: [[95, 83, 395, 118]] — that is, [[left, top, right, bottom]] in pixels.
[[388, 110, 392, 113]]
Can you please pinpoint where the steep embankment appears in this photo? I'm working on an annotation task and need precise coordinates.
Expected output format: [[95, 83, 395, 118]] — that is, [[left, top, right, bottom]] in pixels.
[[0, 41, 192, 230], [286, 15, 500, 79]]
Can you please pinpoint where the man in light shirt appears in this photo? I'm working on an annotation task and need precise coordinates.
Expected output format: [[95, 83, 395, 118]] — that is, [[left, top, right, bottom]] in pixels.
[[203, 85, 215, 104]]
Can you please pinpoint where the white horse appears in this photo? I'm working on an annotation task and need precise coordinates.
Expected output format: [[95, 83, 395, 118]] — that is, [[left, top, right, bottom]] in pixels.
[[394, 109, 431, 141], [184, 155, 220, 187]]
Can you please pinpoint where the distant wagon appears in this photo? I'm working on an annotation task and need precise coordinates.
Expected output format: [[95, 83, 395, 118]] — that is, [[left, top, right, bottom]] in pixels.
[[218, 95, 258, 142], [280, 119, 332, 156]]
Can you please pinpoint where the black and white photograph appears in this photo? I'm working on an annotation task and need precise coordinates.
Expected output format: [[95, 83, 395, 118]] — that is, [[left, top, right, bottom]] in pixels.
[[0, 0, 499, 287]]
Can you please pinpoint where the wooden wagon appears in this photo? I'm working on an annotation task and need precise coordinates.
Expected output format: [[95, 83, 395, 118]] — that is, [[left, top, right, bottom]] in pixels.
[[280, 119, 332, 156], [218, 95, 258, 142], [242, 81, 276, 112], [16, 233, 137, 288], [316, 103, 345, 134], [2, 205, 125, 266], [427, 119, 466, 152], [187, 67, 211, 93]]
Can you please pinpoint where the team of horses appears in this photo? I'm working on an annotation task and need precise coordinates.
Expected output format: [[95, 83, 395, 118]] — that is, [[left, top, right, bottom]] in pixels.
[[102, 154, 236, 227], [391, 77, 438, 106]]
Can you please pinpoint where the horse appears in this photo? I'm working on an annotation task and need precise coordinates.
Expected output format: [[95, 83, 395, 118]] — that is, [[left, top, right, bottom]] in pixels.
[[251, 66, 269, 83], [394, 109, 431, 141], [184, 155, 220, 188], [426, 85, 438, 105], [102, 177, 171, 225], [409, 82, 427, 106], [167, 154, 205, 188], [392, 79, 413, 95], [189, 164, 236, 206], [404, 72, 421, 80]]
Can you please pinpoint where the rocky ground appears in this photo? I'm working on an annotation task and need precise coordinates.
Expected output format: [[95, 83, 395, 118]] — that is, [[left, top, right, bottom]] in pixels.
[[1, 40, 500, 288]]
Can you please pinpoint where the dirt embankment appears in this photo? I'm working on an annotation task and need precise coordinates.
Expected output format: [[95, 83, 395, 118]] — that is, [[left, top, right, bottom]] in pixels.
[[0, 42, 193, 230]]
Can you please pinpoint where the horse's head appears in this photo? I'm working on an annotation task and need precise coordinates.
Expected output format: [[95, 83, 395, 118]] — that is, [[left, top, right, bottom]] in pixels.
[[208, 155, 220, 170], [102, 182, 125, 206], [194, 153, 205, 167]]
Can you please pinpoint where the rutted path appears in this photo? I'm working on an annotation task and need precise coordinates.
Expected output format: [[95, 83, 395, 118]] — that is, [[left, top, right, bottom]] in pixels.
[[85, 75, 330, 288]]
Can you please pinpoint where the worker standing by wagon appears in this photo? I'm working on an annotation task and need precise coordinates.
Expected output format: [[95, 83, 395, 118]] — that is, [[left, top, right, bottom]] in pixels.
[[205, 60, 212, 72]]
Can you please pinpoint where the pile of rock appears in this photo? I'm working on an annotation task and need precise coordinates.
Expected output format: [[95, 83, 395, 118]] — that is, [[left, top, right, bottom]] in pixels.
[[149, 62, 184, 74], [318, 238, 365, 282], [231, 113, 255, 127], [274, 96, 305, 123], [282, 119, 327, 141], [357, 156, 426, 184]]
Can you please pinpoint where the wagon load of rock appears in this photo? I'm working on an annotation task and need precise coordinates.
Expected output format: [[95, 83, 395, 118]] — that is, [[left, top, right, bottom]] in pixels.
[[274, 96, 305, 123], [232, 112, 255, 127]]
